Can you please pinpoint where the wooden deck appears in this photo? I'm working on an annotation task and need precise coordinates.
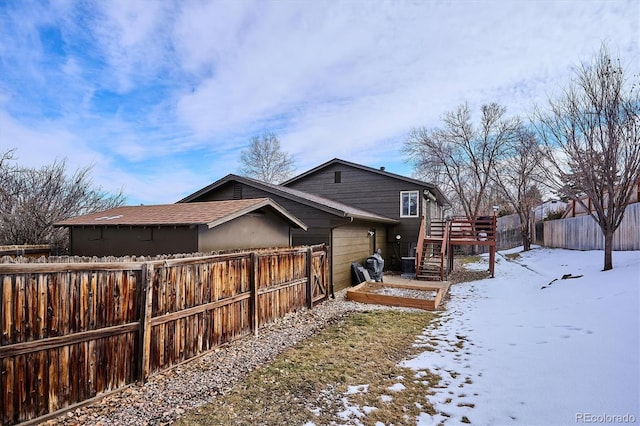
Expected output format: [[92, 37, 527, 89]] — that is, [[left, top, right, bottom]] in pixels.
[[416, 216, 497, 281], [346, 275, 450, 311]]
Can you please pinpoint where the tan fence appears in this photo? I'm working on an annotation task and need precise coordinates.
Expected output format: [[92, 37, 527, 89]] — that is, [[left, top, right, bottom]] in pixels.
[[0, 245, 51, 259], [0, 245, 329, 425], [543, 203, 640, 250], [496, 213, 523, 250]]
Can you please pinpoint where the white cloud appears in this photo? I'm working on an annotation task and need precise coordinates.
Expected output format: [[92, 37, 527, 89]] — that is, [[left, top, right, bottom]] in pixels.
[[0, 0, 637, 205], [90, 1, 176, 93]]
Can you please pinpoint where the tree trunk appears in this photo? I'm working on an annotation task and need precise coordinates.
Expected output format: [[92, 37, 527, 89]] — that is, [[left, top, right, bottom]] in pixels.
[[521, 228, 531, 251], [603, 230, 614, 271]]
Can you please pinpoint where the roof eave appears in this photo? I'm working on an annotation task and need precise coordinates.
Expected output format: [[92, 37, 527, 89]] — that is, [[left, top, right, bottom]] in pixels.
[[205, 198, 308, 231]]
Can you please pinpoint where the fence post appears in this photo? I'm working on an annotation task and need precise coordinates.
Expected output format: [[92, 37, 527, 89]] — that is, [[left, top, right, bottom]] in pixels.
[[138, 262, 154, 382], [250, 252, 259, 336], [306, 247, 313, 308], [324, 245, 333, 299]]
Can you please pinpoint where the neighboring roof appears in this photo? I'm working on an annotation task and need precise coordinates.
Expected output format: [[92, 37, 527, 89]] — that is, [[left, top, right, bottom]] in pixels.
[[282, 158, 451, 206], [177, 174, 399, 225], [54, 198, 308, 230]]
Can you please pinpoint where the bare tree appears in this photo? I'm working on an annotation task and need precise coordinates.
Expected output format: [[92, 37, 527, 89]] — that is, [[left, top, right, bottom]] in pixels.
[[491, 128, 544, 251], [0, 153, 126, 251], [238, 133, 296, 183], [404, 102, 521, 221], [534, 46, 640, 270]]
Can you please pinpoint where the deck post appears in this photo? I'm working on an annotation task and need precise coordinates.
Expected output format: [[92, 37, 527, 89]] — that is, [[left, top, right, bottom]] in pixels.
[[489, 245, 495, 278]]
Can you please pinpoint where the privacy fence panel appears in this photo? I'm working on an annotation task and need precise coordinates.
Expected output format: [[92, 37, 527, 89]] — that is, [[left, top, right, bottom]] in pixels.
[[255, 248, 308, 327], [0, 265, 142, 425], [0, 245, 329, 425], [496, 214, 523, 250], [543, 203, 640, 250], [311, 246, 330, 303], [146, 254, 253, 375]]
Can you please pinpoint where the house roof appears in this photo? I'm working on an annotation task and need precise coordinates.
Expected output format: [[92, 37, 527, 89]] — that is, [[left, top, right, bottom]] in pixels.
[[54, 198, 308, 230], [282, 158, 451, 206], [177, 174, 399, 225]]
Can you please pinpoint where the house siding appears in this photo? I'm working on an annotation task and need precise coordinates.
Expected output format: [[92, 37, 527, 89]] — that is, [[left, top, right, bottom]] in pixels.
[[186, 181, 334, 246], [69, 226, 198, 257], [284, 163, 440, 265], [331, 222, 385, 291], [183, 179, 391, 288]]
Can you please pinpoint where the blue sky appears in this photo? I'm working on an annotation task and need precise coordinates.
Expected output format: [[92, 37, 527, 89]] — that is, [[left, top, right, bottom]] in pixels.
[[0, 0, 638, 205]]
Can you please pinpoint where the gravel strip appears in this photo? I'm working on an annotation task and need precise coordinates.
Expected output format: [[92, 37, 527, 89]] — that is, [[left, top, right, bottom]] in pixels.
[[43, 289, 420, 426], [368, 284, 438, 300]]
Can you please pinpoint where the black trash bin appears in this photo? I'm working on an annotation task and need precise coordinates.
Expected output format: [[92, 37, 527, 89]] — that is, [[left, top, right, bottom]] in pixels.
[[401, 256, 416, 278], [364, 250, 384, 282]]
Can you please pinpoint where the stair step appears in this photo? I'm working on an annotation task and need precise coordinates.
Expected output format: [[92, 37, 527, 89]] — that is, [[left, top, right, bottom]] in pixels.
[[416, 275, 442, 281]]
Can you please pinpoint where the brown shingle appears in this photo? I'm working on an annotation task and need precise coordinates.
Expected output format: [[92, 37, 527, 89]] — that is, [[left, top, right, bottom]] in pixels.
[[54, 198, 304, 228]]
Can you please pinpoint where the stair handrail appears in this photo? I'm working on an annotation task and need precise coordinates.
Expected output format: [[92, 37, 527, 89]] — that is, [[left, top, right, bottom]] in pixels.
[[415, 214, 426, 273], [440, 217, 451, 280]]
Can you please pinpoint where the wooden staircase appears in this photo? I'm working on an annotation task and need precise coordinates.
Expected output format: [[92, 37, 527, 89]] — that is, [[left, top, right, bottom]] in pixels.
[[415, 216, 497, 281], [415, 216, 449, 281], [416, 239, 446, 280]]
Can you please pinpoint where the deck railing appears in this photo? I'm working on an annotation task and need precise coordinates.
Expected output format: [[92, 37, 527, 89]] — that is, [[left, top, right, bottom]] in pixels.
[[420, 216, 497, 279], [447, 216, 496, 243]]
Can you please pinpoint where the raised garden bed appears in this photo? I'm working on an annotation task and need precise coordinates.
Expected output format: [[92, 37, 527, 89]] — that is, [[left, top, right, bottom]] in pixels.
[[346, 280, 450, 311]]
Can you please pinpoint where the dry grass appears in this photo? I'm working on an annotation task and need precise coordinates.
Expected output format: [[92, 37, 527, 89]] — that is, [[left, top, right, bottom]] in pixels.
[[177, 258, 493, 425], [176, 310, 440, 426], [503, 252, 521, 261], [448, 261, 491, 284]]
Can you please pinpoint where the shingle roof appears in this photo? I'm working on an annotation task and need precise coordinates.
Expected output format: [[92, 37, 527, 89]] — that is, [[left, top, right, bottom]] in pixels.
[[178, 174, 399, 224], [54, 198, 307, 230]]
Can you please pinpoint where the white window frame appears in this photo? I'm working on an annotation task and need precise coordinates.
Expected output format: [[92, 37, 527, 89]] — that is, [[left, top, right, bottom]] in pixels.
[[400, 190, 419, 218]]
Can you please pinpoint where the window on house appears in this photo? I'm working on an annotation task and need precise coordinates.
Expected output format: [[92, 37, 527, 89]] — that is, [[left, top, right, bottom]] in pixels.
[[334, 171, 341, 183], [400, 191, 419, 217]]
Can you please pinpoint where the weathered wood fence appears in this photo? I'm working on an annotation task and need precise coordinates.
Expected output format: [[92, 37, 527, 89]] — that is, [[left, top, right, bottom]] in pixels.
[[543, 203, 640, 250], [0, 245, 330, 425], [496, 214, 523, 250], [0, 245, 51, 260]]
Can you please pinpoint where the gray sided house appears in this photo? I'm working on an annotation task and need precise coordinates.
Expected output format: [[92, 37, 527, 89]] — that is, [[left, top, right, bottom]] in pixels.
[[54, 198, 307, 257], [178, 175, 398, 291], [282, 158, 450, 265]]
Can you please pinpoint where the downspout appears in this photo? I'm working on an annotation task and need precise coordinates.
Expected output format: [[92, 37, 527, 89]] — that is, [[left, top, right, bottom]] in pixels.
[[328, 216, 354, 299]]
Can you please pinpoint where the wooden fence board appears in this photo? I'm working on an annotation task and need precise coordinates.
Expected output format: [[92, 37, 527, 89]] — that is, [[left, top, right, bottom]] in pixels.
[[544, 203, 640, 250], [0, 245, 328, 425]]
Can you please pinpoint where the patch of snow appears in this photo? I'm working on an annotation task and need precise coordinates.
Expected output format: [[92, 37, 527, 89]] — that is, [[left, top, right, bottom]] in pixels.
[[387, 383, 406, 392], [362, 406, 378, 414], [308, 407, 321, 416], [416, 411, 449, 425], [346, 384, 369, 394], [403, 247, 640, 425], [337, 397, 365, 425], [380, 394, 393, 403]]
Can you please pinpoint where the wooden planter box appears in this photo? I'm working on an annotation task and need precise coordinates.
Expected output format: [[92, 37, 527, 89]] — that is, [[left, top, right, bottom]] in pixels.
[[346, 280, 450, 311]]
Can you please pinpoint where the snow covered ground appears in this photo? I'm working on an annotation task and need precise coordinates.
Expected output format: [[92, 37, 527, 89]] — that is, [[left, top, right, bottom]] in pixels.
[[403, 246, 640, 425]]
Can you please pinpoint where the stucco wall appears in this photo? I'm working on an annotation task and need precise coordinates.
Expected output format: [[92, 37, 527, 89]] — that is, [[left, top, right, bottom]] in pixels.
[[197, 209, 291, 251]]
